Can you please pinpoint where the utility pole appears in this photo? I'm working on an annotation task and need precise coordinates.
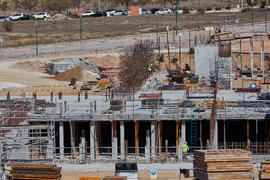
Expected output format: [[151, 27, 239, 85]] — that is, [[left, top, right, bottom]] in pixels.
[[265, 10, 268, 32], [166, 26, 171, 71], [251, 0, 254, 26], [80, 15, 82, 48], [98, 0, 101, 11], [156, 14, 159, 47], [66, 0, 68, 16], [35, 21, 38, 56], [176, 0, 179, 35]]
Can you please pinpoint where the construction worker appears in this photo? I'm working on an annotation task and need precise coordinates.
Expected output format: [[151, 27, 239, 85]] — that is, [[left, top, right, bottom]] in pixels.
[[182, 142, 189, 160], [148, 64, 153, 72]]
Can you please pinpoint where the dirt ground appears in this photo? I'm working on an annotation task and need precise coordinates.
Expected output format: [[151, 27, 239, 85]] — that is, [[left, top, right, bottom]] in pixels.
[[61, 171, 193, 180], [0, 10, 268, 47], [0, 38, 269, 96]]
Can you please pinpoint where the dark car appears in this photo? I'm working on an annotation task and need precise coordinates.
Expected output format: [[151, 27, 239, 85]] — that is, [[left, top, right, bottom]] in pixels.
[[20, 14, 32, 20], [91, 11, 106, 17], [151, 8, 159, 14], [0, 16, 10, 21]]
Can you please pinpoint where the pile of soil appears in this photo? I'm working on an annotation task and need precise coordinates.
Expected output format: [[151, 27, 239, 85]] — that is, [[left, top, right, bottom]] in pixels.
[[12, 61, 44, 72], [54, 67, 98, 82], [49, 14, 72, 21]]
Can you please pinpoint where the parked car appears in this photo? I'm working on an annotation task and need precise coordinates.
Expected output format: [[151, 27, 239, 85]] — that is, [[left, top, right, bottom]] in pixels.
[[9, 13, 24, 20], [91, 11, 106, 17], [142, 9, 150, 14], [33, 12, 50, 19], [115, 162, 139, 180], [81, 10, 95, 17], [155, 8, 173, 14], [151, 8, 160, 14], [123, 10, 128, 15], [174, 8, 183, 14], [20, 14, 32, 20], [104, 9, 116, 16], [114, 10, 125, 16], [0, 16, 10, 21], [9, 13, 31, 21]]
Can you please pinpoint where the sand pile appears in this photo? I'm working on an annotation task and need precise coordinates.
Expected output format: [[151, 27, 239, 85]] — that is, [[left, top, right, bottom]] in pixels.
[[12, 61, 44, 72], [48, 14, 72, 21], [54, 67, 99, 82]]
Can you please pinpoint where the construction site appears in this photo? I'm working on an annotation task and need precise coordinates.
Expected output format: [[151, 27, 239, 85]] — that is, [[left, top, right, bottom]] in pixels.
[[0, 17, 270, 179]]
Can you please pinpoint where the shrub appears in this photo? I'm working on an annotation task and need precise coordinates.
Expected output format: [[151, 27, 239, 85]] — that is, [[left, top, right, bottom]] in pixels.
[[215, 7, 222, 10], [71, 14, 80, 18], [260, 0, 266, 8], [158, 54, 164, 63], [2, 20, 13, 32], [189, 47, 194, 54], [183, 7, 190, 14], [171, 57, 178, 64], [197, 7, 206, 15]]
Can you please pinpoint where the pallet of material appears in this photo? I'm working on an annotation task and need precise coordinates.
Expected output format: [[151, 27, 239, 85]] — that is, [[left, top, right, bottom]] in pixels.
[[259, 161, 270, 179], [193, 149, 254, 180], [8, 163, 62, 180]]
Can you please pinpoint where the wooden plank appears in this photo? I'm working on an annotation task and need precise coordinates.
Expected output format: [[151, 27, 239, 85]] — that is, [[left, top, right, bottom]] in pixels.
[[135, 121, 139, 154]]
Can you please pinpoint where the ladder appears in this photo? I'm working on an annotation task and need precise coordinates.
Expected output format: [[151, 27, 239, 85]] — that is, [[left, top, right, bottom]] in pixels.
[[190, 119, 198, 152]]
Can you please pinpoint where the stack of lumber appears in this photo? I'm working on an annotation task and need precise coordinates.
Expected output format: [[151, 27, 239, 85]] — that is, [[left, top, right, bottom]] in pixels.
[[9, 163, 61, 180], [259, 161, 270, 179], [193, 149, 253, 180]]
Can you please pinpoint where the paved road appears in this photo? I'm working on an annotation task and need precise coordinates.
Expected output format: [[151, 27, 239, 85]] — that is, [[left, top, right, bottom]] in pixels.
[[0, 22, 269, 62]]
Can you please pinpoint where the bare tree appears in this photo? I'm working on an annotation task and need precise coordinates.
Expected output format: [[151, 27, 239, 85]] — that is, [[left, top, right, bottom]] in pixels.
[[113, 0, 133, 10], [70, 0, 83, 11], [0, 1, 9, 14], [41, 0, 66, 14], [119, 40, 155, 92], [21, 0, 39, 11]]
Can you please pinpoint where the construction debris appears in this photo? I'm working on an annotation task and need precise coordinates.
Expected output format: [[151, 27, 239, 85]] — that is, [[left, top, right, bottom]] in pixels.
[[193, 149, 254, 180], [8, 163, 61, 180]]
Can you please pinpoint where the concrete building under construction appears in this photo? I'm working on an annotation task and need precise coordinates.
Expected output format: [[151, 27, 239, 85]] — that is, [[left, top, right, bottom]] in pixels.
[[0, 32, 270, 164]]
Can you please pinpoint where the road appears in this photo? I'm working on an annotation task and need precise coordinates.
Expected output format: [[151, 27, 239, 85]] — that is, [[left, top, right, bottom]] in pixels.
[[0, 21, 269, 62]]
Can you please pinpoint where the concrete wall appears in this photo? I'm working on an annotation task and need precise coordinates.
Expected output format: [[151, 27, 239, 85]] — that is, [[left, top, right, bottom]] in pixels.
[[194, 45, 218, 77]]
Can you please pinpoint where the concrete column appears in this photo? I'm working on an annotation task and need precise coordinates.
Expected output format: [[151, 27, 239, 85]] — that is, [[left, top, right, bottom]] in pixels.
[[112, 121, 117, 160], [112, 137, 118, 160], [120, 121, 125, 160], [150, 121, 156, 159], [145, 130, 150, 162], [59, 122, 64, 160], [79, 130, 86, 164], [90, 121, 95, 160], [213, 120, 218, 149], [181, 120, 186, 143], [178, 137, 182, 163]]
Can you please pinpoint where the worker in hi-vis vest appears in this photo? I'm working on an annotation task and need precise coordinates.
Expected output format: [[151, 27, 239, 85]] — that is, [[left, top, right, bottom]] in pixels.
[[182, 142, 189, 160], [148, 64, 153, 72]]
